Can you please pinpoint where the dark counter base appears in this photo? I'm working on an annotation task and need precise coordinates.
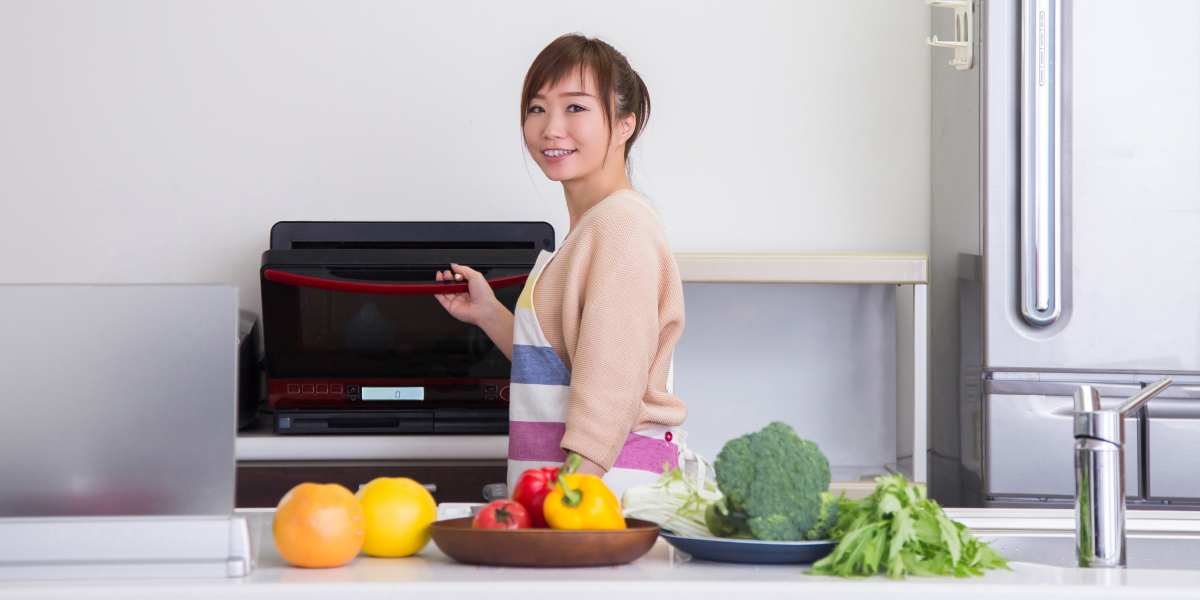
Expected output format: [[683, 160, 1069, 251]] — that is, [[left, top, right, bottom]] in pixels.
[[236, 460, 506, 507]]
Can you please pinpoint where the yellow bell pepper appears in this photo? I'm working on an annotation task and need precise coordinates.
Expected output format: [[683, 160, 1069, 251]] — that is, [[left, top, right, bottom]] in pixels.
[[542, 453, 626, 530]]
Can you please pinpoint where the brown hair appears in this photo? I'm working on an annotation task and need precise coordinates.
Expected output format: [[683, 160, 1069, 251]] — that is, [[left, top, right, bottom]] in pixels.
[[520, 34, 651, 164]]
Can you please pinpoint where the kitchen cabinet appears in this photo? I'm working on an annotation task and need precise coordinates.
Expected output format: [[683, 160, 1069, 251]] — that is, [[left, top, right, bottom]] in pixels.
[[235, 424, 508, 506], [235, 460, 504, 507], [984, 383, 1142, 498], [1147, 385, 1200, 501]]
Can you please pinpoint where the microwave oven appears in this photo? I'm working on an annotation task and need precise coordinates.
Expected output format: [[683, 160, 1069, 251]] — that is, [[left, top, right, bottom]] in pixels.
[[260, 221, 554, 434]]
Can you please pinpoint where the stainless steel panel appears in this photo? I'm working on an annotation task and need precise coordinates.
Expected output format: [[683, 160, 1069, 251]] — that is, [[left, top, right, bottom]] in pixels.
[[0, 285, 238, 517], [1147, 386, 1200, 499], [986, 388, 1140, 497], [985, 534, 1200, 570], [985, 0, 1200, 372], [928, 0, 983, 506]]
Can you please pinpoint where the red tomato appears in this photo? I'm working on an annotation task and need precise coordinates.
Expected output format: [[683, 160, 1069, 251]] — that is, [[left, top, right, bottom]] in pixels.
[[511, 466, 559, 528], [471, 500, 532, 530]]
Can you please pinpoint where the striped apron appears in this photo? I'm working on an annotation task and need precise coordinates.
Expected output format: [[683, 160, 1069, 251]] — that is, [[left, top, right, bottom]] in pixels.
[[505, 249, 682, 499]]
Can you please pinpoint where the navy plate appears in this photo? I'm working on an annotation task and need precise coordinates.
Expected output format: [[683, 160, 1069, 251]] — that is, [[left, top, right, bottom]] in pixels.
[[659, 531, 836, 564]]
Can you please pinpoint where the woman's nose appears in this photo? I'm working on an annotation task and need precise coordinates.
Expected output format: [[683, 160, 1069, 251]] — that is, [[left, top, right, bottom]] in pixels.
[[543, 111, 567, 139]]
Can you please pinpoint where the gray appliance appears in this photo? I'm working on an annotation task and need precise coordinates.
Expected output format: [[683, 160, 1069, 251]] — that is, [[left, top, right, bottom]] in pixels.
[[0, 284, 252, 580], [0, 284, 240, 517], [930, 0, 1200, 507]]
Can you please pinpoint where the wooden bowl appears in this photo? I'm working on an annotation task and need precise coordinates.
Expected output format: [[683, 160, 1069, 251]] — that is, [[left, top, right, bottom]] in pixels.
[[429, 517, 660, 567]]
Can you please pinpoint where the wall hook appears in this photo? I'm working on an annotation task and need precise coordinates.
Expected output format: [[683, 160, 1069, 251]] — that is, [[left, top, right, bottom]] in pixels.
[[927, 0, 974, 70]]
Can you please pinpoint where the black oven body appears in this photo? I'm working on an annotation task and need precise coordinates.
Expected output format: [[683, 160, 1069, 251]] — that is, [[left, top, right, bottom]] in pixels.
[[260, 222, 554, 434]]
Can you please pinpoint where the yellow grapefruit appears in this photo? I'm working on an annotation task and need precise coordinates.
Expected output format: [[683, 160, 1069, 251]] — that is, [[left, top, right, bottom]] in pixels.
[[356, 477, 438, 557]]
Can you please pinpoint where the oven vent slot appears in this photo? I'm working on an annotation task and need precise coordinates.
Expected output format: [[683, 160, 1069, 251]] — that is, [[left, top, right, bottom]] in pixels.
[[291, 241, 536, 250]]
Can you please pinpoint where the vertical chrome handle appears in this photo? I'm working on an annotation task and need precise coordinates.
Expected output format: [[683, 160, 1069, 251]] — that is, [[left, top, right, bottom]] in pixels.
[[1020, 0, 1063, 327]]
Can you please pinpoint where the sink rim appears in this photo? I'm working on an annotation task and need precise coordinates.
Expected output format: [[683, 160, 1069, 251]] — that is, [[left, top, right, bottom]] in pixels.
[[946, 507, 1200, 537]]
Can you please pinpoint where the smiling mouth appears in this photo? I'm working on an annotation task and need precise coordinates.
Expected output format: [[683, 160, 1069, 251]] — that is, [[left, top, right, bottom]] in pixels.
[[542, 149, 576, 158]]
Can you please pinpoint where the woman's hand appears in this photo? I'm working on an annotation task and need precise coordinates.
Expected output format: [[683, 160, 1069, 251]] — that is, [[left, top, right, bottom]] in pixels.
[[434, 263, 499, 326], [434, 263, 516, 361]]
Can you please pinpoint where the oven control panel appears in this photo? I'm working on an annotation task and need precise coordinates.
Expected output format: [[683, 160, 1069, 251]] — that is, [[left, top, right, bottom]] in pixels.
[[268, 379, 510, 408]]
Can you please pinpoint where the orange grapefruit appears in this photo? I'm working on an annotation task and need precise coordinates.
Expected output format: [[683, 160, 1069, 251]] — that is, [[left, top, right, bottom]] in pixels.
[[273, 483, 365, 568]]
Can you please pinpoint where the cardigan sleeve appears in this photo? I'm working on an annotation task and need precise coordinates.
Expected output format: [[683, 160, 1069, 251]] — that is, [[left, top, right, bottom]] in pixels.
[[558, 206, 669, 471]]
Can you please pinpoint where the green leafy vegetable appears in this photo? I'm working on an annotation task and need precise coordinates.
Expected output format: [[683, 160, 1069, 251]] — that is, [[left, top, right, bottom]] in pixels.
[[810, 474, 1008, 579]]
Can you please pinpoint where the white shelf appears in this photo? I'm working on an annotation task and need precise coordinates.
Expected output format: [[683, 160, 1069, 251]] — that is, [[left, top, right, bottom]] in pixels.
[[675, 252, 928, 285], [236, 432, 507, 462], [673, 251, 929, 484]]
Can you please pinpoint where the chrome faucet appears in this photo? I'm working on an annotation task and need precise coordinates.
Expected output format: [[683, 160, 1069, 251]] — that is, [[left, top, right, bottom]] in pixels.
[[1073, 378, 1172, 568]]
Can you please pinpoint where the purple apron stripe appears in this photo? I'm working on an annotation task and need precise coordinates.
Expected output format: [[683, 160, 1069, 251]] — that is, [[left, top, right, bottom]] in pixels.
[[509, 421, 678, 475], [507, 421, 568, 463], [612, 433, 679, 474]]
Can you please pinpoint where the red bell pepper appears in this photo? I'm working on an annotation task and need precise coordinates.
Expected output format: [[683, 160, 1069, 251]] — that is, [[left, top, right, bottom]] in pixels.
[[511, 465, 559, 528]]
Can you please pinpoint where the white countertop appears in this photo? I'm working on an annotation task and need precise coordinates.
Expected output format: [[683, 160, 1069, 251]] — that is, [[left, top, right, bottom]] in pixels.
[[674, 252, 928, 285], [5, 510, 1200, 600]]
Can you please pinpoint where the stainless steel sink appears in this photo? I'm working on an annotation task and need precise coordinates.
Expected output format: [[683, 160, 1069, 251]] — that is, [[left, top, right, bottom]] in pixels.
[[982, 533, 1200, 570], [948, 507, 1200, 571]]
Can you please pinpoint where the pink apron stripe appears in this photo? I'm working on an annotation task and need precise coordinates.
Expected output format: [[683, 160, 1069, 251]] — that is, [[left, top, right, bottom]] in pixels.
[[508, 420, 678, 474]]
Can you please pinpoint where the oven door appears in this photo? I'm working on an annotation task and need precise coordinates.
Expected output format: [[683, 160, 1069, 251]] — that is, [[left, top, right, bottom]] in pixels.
[[261, 259, 529, 410]]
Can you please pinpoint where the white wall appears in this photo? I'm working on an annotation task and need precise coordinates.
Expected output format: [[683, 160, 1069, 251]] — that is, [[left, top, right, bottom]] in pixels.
[[675, 283, 898, 480], [0, 0, 929, 314]]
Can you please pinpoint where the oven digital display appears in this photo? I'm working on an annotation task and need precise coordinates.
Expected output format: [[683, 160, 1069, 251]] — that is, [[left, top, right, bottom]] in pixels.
[[361, 387, 425, 401]]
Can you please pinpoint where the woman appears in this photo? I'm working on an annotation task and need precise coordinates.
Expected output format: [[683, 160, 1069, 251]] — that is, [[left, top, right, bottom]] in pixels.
[[434, 33, 686, 497]]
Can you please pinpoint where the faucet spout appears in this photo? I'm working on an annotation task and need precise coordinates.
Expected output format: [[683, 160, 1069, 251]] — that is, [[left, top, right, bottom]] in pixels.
[[1073, 378, 1172, 568]]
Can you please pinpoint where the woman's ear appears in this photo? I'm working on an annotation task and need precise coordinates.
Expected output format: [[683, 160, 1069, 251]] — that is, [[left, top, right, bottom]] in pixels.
[[618, 112, 636, 145]]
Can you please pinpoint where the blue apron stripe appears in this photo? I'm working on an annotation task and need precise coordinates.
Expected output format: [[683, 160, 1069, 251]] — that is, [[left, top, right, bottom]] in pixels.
[[510, 344, 571, 386]]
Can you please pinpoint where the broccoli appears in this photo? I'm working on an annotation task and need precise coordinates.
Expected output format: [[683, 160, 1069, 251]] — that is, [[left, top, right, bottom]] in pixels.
[[803, 491, 846, 540], [704, 500, 750, 539], [707, 421, 832, 541]]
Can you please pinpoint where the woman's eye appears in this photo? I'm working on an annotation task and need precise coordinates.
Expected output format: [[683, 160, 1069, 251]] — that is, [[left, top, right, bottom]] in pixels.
[[567, 104, 586, 113], [527, 105, 544, 114]]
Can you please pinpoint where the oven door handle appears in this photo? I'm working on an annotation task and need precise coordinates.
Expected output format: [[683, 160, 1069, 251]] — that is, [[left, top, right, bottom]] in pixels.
[[262, 268, 528, 295]]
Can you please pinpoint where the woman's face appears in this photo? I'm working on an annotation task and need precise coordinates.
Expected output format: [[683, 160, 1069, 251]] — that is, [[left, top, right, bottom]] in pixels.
[[523, 68, 632, 183]]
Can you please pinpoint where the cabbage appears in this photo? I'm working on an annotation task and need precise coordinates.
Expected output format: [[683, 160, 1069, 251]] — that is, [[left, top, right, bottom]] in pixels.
[[621, 466, 723, 538]]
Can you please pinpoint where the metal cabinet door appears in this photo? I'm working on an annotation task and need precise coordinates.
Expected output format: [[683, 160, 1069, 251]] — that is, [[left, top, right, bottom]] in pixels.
[[982, 1, 1200, 372], [1147, 386, 1200, 500], [986, 382, 1141, 498]]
